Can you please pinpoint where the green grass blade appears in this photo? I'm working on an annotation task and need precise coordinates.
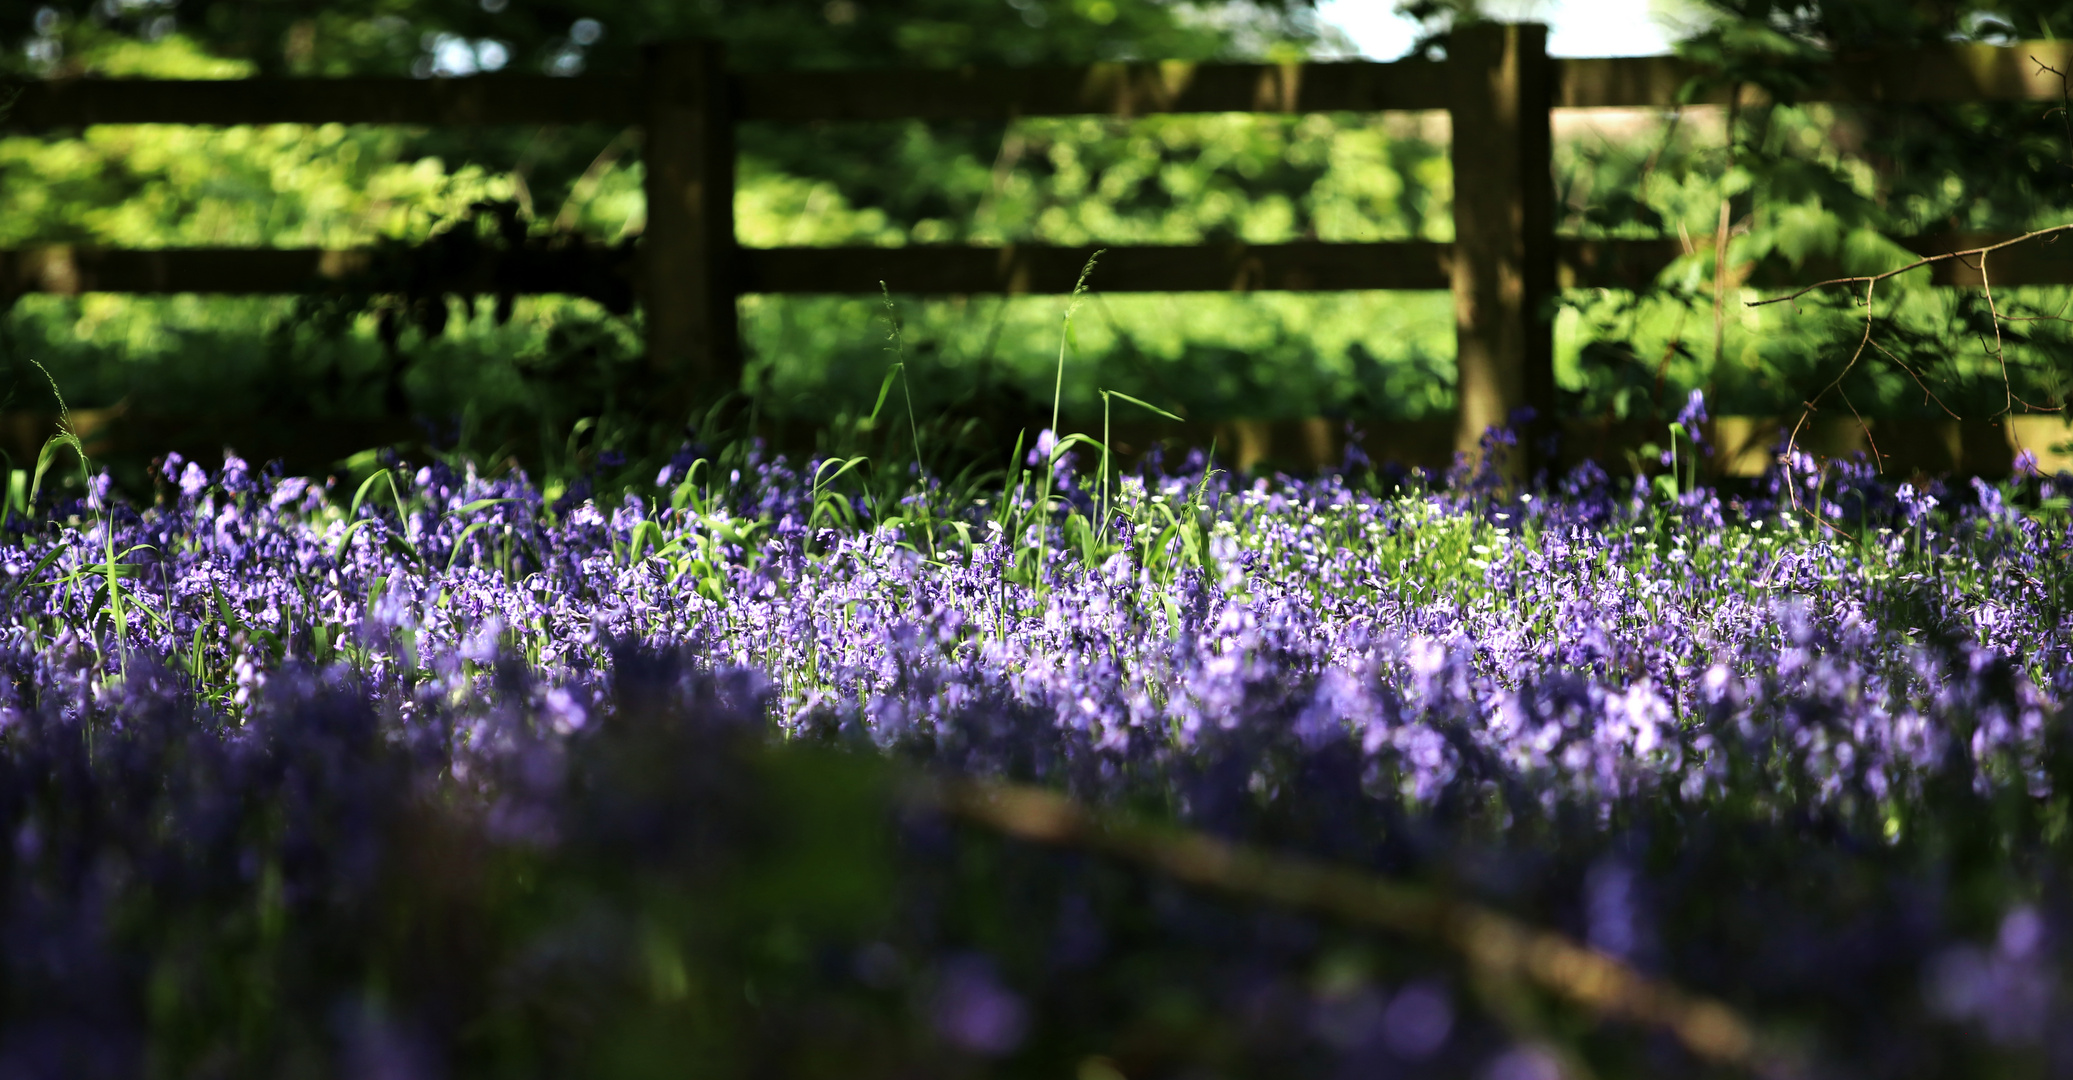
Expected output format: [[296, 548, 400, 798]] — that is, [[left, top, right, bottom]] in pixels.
[[1101, 390, 1185, 423]]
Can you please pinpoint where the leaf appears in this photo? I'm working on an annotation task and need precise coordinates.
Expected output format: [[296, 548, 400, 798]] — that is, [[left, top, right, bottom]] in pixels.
[[85, 558, 146, 580], [383, 532, 423, 564], [332, 517, 381, 563], [1841, 228, 1921, 282], [625, 519, 669, 564], [1000, 430, 1027, 512], [867, 363, 904, 427], [30, 432, 81, 508], [1049, 433, 1109, 463], [1770, 202, 1837, 265], [812, 455, 871, 495], [445, 519, 497, 572], [347, 469, 392, 522], [1101, 390, 1185, 422], [454, 497, 517, 516], [12, 546, 69, 597]]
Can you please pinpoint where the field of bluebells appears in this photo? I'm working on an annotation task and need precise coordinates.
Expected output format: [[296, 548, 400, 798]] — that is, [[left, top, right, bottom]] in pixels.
[[4, 403, 2073, 1079]]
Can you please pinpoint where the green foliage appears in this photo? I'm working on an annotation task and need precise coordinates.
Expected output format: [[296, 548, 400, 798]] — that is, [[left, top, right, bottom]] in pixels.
[[1, 0, 1316, 79], [1542, 0, 2073, 426], [11, 0, 2073, 475], [737, 109, 1460, 426]]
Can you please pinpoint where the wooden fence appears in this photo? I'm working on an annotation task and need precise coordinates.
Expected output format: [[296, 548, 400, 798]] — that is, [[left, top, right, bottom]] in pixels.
[[5, 26, 2073, 469]]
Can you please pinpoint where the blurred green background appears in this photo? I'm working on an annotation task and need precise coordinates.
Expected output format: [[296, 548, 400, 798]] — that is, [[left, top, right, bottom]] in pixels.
[[5, 0, 2073, 470]]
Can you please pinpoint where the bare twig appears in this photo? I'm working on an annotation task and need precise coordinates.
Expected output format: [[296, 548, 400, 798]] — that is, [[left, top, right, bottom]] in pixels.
[[1753, 217, 2072, 466], [1754, 57, 2073, 312], [2039, 58, 2073, 178], [1775, 275, 1880, 530], [1837, 384, 1882, 471], [1779, 440, 1848, 537], [553, 126, 640, 234], [1750, 47, 2062, 449], [1997, 280, 2073, 325], [1974, 252, 2059, 415], [1746, 222, 2073, 308], [1868, 337, 1959, 418], [918, 776, 1779, 1073], [1635, 105, 1686, 200], [969, 124, 1031, 237], [1799, 278, 1878, 443], [1981, 251, 2015, 416]]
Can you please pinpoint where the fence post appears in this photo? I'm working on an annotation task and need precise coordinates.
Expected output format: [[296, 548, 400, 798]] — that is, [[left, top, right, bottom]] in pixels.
[[640, 38, 739, 417], [1447, 22, 1556, 473]]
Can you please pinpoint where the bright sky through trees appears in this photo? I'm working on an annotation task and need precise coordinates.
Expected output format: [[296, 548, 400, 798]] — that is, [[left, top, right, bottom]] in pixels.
[[1316, 0, 1699, 58]]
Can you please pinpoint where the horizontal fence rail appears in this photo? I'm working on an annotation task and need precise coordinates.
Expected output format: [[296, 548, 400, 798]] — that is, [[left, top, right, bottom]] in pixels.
[[1, 76, 644, 128], [10, 42, 2073, 129], [6, 30, 2073, 473], [0, 247, 605, 296], [7, 234, 2072, 298], [746, 234, 2073, 291]]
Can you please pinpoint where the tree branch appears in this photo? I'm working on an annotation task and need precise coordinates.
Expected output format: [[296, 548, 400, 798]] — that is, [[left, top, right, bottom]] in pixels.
[[917, 775, 1781, 1073], [1746, 222, 2073, 309]]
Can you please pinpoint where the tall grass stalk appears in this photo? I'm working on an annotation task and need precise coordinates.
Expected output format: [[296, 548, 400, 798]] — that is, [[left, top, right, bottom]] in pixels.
[[876, 284, 933, 559], [1031, 251, 1104, 586], [1098, 389, 1184, 539], [29, 359, 130, 756]]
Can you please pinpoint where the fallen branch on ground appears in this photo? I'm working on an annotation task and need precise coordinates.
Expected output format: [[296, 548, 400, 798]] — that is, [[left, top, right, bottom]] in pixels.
[[917, 775, 1782, 1074]]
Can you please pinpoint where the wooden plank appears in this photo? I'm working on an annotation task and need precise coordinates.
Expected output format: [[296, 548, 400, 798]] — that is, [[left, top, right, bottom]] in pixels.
[[0, 247, 370, 294], [733, 60, 1449, 122], [2, 233, 2063, 300], [1, 62, 1447, 132], [1714, 232, 2073, 290], [1449, 23, 1557, 469], [1559, 238, 1686, 289], [1556, 56, 1711, 108], [752, 238, 2045, 295], [4, 39, 2072, 132], [1560, 234, 2073, 290], [1823, 41, 2073, 104], [0, 246, 616, 298], [0, 75, 639, 129], [1894, 232, 2073, 286], [640, 40, 741, 407], [737, 241, 1451, 294], [741, 44, 2073, 120], [1560, 41, 2073, 108]]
